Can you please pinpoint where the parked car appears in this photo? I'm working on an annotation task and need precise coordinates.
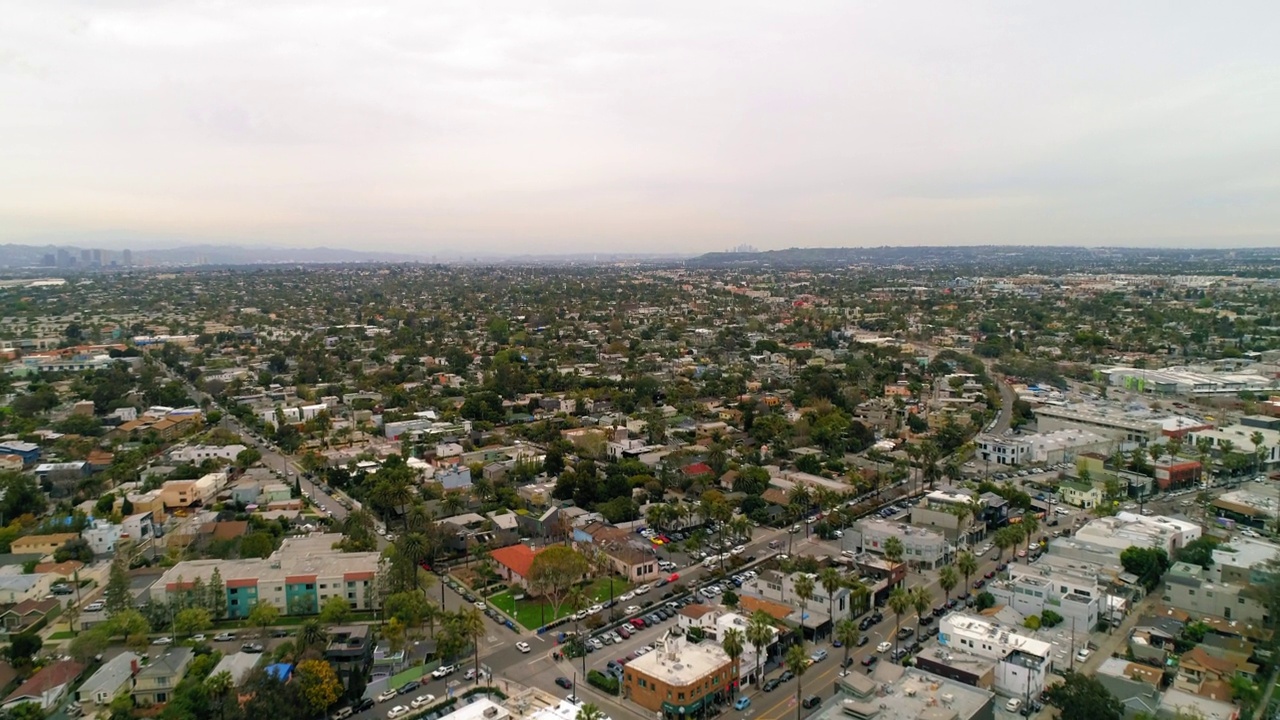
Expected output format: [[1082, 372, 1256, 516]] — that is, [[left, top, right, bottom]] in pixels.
[[802, 696, 821, 709], [432, 664, 455, 679], [516, 641, 531, 653], [809, 649, 828, 663], [763, 679, 782, 692], [555, 677, 573, 690], [411, 695, 436, 709], [376, 689, 398, 703], [398, 680, 420, 695], [387, 706, 409, 719], [734, 697, 751, 711]]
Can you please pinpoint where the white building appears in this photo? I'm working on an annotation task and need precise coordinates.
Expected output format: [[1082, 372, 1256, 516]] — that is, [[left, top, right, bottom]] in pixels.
[[170, 444, 247, 463], [852, 518, 951, 569], [938, 614, 1052, 699], [1071, 512, 1200, 559], [976, 429, 1111, 467], [986, 568, 1101, 632]]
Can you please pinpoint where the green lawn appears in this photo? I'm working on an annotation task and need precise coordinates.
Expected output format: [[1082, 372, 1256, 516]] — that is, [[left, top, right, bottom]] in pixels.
[[488, 578, 631, 631], [48, 631, 75, 640]]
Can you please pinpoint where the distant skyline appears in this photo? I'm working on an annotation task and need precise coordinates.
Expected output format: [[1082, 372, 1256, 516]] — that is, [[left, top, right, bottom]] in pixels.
[[3, 2, 1279, 253]]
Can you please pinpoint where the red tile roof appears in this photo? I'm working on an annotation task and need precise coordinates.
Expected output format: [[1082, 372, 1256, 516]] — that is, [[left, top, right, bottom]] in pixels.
[[490, 544, 541, 579], [682, 462, 713, 477]]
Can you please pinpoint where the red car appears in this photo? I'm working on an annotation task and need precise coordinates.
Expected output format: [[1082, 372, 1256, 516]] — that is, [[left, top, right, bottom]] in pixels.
[[668, 573, 680, 583]]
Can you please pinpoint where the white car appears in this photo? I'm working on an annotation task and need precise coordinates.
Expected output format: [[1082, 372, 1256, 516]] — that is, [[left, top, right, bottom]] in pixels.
[[474, 601, 487, 610], [516, 641, 531, 653], [152, 637, 173, 645], [388, 706, 409, 719], [411, 695, 436, 709], [618, 592, 635, 602], [191, 634, 206, 642], [432, 664, 456, 679], [377, 689, 398, 703], [731, 545, 745, 555], [624, 605, 641, 615], [877, 641, 892, 653], [634, 584, 651, 595]]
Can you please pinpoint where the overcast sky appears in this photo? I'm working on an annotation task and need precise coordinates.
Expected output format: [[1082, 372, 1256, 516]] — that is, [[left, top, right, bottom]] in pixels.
[[3, 2, 1279, 254]]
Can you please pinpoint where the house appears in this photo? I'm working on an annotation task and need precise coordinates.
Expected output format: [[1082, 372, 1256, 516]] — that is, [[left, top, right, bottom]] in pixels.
[[33, 462, 90, 496], [132, 647, 193, 706], [78, 652, 142, 706], [0, 442, 40, 466], [2, 660, 84, 710], [0, 598, 60, 636], [1173, 646, 1237, 697], [9, 533, 78, 559], [0, 575, 51, 605], [1059, 480, 1102, 509], [159, 473, 222, 509], [324, 625, 374, 686], [489, 544, 542, 589]]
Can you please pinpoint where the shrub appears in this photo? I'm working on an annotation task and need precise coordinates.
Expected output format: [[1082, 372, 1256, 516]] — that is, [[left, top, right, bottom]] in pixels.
[[587, 670, 620, 695], [1023, 615, 1041, 630], [1040, 610, 1063, 628]]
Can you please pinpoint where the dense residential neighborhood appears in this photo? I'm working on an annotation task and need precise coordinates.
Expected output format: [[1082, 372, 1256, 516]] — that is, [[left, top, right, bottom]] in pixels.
[[0, 250, 1273, 720]]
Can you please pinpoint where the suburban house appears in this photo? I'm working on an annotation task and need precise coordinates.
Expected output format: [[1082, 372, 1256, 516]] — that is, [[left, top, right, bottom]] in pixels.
[[2, 660, 84, 711], [10, 533, 78, 558], [132, 648, 193, 706], [1173, 647, 1238, 698], [78, 652, 142, 707], [1059, 480, 1102, 509], [0, 598, 60, 637]]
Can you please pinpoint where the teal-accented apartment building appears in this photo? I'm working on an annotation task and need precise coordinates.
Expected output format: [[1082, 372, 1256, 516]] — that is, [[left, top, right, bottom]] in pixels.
[[154, 533, 381, 618]]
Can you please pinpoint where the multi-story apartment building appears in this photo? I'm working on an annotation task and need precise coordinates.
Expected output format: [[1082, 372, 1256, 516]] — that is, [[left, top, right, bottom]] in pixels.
[[153, 534, 382, 617], [851, 518, 951, 570], [938, 614, 1053, 700], [1162, 561, 1269, 625], [986, 570, 1101, 631]]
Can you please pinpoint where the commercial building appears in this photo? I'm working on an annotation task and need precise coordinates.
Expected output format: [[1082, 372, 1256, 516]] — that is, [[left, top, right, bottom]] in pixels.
[[852, 518, 951, 570], [1033, 403, 1167, 445], [1104, 365, 1273, 397], [159, 472, 224, 509], [820, 665, 996, 720], [1212, 484, 1280, 527], [1055, 513, 1200, 565], [622, 632, 737, 720], [937, 614, 1052, 700], [169, 444, 247, 463], [986, 569, 1101, 631], [1187, 425, 1280, 470], [9, 533, 78, 558], [1152, 456, 1203, 491], [910, 488, 983, 542], [153, 534, 382, 617]]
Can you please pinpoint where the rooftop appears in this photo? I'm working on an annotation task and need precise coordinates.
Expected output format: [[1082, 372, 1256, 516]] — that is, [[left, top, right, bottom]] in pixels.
[[625, 632, 731, 686], [821, 667, 993, 720]]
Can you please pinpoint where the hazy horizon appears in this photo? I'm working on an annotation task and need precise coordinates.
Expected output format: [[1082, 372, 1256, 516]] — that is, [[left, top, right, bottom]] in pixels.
[[4, 2, 1279, 253]]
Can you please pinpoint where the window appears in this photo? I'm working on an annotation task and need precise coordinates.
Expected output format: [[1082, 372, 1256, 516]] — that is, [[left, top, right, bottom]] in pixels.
[[320, 584, 327, 589], [678, 693, 684, 700], [306, 583, 315, 590]]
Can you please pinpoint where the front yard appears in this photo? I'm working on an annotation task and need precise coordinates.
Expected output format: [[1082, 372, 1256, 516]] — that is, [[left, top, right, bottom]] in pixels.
[[487, 577, 630, 631]]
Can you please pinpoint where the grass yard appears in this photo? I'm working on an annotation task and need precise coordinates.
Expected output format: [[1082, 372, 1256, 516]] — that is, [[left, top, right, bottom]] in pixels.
[[487, 577, 631, 631]]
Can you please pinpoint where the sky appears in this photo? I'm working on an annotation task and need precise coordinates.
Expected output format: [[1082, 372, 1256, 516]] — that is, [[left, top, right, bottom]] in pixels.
[[3, 1, 1280, 254]]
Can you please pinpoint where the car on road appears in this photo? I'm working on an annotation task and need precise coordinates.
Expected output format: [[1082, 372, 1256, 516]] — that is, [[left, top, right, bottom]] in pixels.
[[516, 641, 531, 653], [411, 695, 437, 708], [376, 689, 398, 703], [387, 706, 409, 719], [634, 584, 651, 595], [555, 677, 573, 690], [810, 649, 828, 663], [240, 642, 264, 653], [474, 601, 487, 610], [780, 671, 795, 683], [877, 641, 891, 653], [734, 697, 751, 711], [354, 698, 375, 713], [398, 680, 420, 695], [861, 656, 878, 669], [152, 637, 173, 645], [803, 695, 822, 709], [919, 615, 934, 626], [763, 678, 782, 692], [213, 632, 236, 642], [191, 634, 206, 642], [857, 636, 870, 647], [896, 627, 914, 640], [432, 664, 455, 678], [972, 578, 986, 589]]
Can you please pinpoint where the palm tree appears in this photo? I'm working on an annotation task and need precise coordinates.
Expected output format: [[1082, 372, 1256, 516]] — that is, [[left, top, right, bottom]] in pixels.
[[834, 619, 859, 671], [567, 586, 589, 675], [746, 611, 774, 689], [1251, 431, 1266, 477], [784, 644, 809, 720], [845, 579, 871, 619], [956, 551, 978, 594], [575, 703, 605, 720], [794, 574, 815, 634], [993, 526, 1017, 562], [1021, 513, 1040, 556], [722, 628, 745, 698], [910, 586, 931, 633], [819, 567, 842, 623], [1196, 437, 1214, 485], [206, 670, 235, 720], [882, 536, 904, 566], [887, 586, 912, 659], [455, 607, 486, 683], [296, 619, 328, 660], [938, 566, 958, 606]]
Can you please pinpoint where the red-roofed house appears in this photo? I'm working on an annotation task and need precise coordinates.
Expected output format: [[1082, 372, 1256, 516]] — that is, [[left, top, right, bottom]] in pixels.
[[681, 462, 713, 478], [490, 544, 543, 589], [2, 660, 84, 710]]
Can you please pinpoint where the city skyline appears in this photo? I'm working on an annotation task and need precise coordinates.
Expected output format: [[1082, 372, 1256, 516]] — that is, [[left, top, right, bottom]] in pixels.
[[4, 2, 1280, 253]]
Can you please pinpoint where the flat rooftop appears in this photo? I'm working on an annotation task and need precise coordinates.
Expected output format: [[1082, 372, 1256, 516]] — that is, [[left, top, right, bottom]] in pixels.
[[820, 667, 993, 720], [625, 634, 729, 686]]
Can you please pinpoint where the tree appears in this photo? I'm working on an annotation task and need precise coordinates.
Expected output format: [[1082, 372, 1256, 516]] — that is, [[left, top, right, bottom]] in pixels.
[[319, 596, 352, 626], [819, 567, 842, 622], [247, 601, 280, 637], [240, 532, 275, 559], [1021, 513, 1040, 554], [882, 536, 904, 565], [834, 619, 859, 671], [3, 702, 46, 720], [296, 619, 329, 658], [527, 546, 589, 622], [54, 537, 94, 563], [206, 567, 225, 619], [974, 591, 996, 611], [4, 632, 41, 669], [575, 703, 605, 720], [235, 447, 262, 469], [107, 609, 150, 649], [910, 586, 931, 633], [784, 643, 809, 720], [887, 586, 912, 658], [294, 658, 342, 716], [1120, 546, 1169, 591], [1045, 670, 1124, 720], [173, 607, 212, 638], [956, 551, 978, 592], [794, 574, 815, 624], [722, 589, 739, 609], [746, 611, 774, 689], [104, 553, 131, 616], [993, 526, 1019, 561], [722, 628, 744, 691], [938, 566, 958, 605]]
